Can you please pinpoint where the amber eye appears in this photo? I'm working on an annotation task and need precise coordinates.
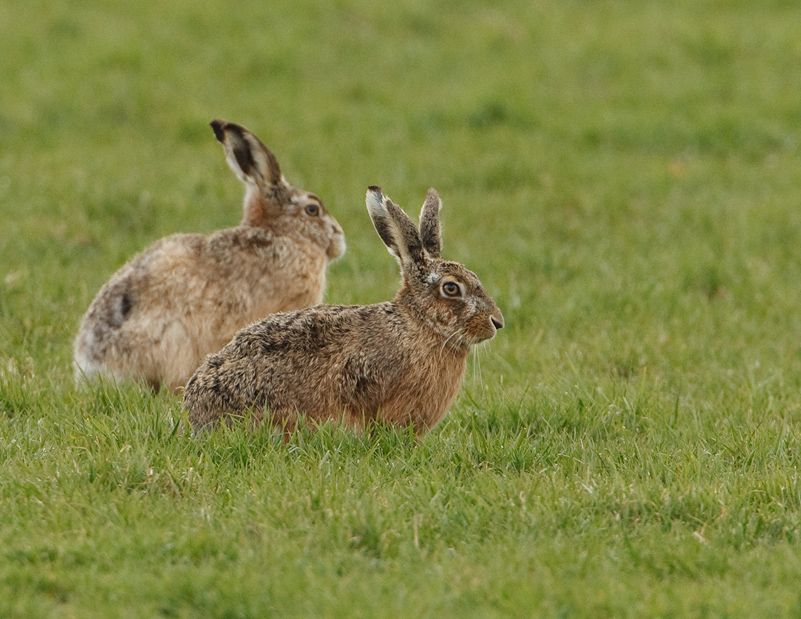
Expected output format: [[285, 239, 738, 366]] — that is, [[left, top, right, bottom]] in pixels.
[[442, 281, 461, 297], [305, 203, 320, 217]]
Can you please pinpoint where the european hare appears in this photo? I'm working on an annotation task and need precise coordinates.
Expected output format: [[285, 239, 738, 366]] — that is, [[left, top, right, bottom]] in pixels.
[[184, 186, 503, 437], [74, 120, 346, 392]]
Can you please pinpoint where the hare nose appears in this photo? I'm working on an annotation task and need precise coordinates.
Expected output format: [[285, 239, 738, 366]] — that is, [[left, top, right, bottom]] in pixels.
[[490, 313, 504, 330]]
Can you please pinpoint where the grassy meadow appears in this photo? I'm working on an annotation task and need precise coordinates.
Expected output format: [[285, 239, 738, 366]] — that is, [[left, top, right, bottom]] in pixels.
[[3, 0, 801, 615]]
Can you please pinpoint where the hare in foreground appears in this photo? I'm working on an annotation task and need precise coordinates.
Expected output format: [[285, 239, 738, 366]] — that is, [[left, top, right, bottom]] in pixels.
[[74, 120, 346, 392], [184, 186, 504, 437]]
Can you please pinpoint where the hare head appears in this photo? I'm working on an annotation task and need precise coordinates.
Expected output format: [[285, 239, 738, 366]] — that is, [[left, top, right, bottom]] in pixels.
[[211, 119, 346, 260], [367, 186, 504, 349]]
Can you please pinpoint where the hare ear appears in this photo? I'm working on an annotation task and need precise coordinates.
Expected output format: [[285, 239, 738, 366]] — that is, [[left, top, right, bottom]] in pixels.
[[210, 119, 282, 188], [419, 187, 442, 258], [366, 186, 424, 272]]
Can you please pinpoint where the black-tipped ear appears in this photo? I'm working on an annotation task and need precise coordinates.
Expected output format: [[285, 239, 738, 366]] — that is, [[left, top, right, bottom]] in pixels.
[[366, 187, 393, 249], [223, 124, 258, 178], [210, 119, 225, 143], [419, 187, 442, 258], [211, 119, 282, 187], [366, 188, 424, 272]]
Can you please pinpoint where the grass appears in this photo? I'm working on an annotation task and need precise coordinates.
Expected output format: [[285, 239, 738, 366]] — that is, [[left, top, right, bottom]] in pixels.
[[3, 0, 801, 616]]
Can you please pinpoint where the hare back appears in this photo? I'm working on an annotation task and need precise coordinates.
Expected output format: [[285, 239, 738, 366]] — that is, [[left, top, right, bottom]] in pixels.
[[183, 302, 468, 435], [164, 227, 330, 315]]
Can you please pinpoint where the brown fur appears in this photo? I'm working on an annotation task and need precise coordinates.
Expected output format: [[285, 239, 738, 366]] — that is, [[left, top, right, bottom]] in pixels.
[[184, 187, 504, 437], [74, 120, 345, 392]]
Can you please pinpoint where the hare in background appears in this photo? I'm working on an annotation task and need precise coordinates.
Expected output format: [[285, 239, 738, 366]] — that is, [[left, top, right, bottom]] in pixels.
[[74, 120, 346, 392], [184, 186, 503, 437]]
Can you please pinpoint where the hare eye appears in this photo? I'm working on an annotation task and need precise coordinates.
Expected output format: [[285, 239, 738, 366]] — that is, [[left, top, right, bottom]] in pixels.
[[442, 282, 461, 297], [305, 203, 320, 217]]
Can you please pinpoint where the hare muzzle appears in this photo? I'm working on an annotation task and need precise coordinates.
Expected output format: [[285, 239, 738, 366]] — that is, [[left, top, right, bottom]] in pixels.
[[491, 311, 504, 331], [328, 222, 347, 260]]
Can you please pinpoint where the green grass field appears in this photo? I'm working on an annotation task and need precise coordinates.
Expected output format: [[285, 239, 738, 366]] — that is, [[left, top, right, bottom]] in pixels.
[[3, 0, 801, 616]]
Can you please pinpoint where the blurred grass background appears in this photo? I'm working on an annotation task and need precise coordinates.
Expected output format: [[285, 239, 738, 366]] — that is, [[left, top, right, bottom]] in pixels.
[[3, 0, 801, 616]]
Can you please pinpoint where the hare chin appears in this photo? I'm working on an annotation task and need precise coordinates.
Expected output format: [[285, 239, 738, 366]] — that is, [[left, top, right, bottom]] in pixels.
[[468, 333, 496, 346]]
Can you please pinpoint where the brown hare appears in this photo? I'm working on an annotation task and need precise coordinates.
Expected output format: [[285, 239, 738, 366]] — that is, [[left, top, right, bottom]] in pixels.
[[74, 120, 346, 392], [183, 186, 503, 437]]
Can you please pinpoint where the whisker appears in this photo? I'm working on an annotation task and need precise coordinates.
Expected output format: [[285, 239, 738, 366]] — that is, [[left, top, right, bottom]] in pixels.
[[439, 329, 463, 356], [470, 346, 483, 387], [439, 333, 454, 357]]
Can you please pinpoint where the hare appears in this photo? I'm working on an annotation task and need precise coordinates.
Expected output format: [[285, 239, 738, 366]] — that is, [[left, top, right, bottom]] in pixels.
[[183, 186, 504, 437], [74, 120, 346, 392]]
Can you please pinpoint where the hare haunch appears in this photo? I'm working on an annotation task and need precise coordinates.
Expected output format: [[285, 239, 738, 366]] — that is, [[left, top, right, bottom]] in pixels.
[[183, 186, 503, 437], [74, 120, 346, 392]]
